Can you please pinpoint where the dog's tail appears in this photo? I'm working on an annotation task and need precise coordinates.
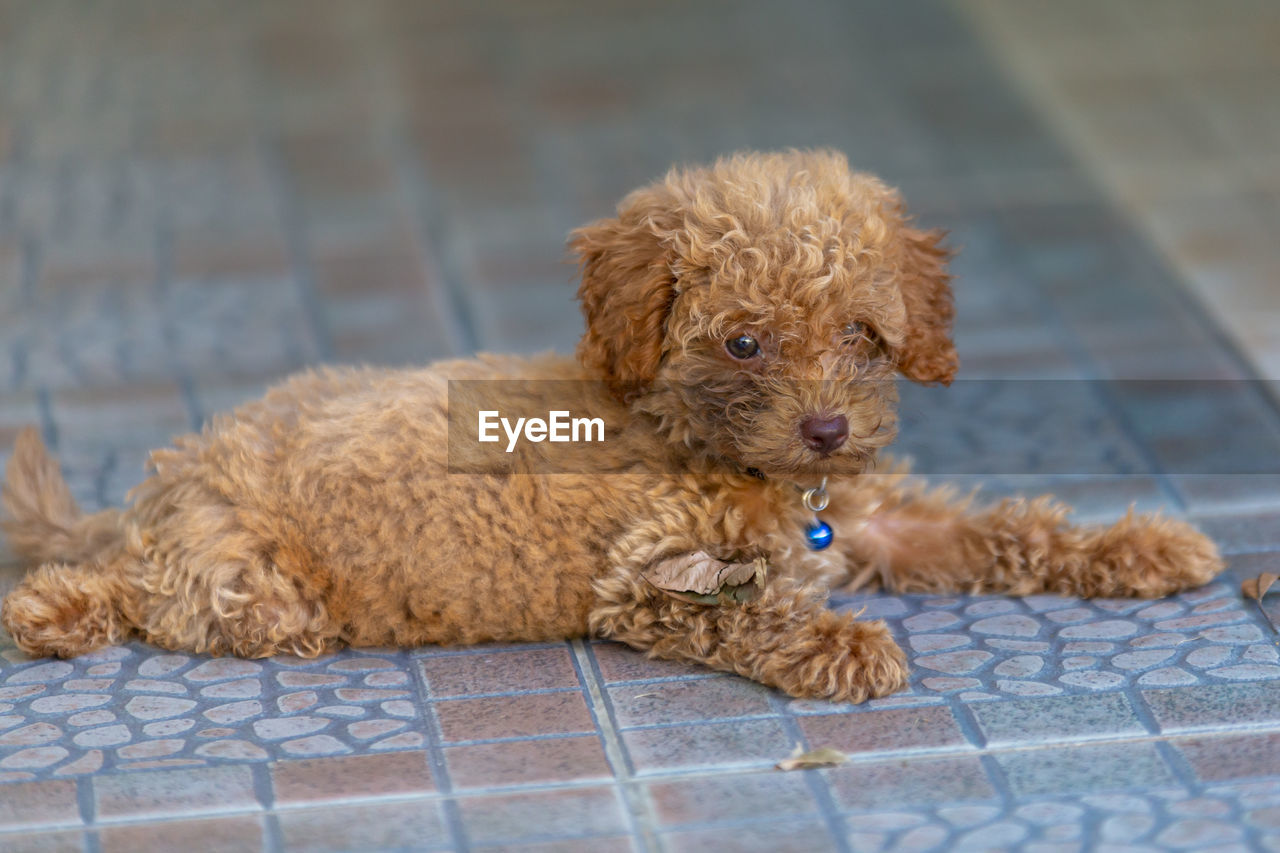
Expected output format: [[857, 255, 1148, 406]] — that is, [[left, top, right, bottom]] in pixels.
[[2, 428, 138, 658], [2, 427, 122, 566]]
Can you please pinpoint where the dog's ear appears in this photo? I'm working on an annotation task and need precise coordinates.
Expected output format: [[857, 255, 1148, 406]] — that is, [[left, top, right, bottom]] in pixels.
[[893, 225, 958, 385], [571, 186, 679, 400]]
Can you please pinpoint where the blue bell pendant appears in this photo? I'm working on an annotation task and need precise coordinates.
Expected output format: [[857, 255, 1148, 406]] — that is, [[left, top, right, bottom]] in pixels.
[[805, 518, 833, 550], [801, 477, 833, 550]]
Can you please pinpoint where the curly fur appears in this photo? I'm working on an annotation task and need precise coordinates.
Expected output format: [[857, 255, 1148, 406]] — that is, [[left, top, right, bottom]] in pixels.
[[0, 150, 1222, 703]]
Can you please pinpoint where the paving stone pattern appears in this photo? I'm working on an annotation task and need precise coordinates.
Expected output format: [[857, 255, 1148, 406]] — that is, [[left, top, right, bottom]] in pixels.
[[2, 0, 1280, 851]]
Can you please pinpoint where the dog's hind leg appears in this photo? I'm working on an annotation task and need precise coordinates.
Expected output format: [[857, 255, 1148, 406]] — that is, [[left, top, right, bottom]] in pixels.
[[835, 479, 1223, 598], [589, 565, 907, 703], [1, 554, 140, 658], [129, 537, 341, 660]]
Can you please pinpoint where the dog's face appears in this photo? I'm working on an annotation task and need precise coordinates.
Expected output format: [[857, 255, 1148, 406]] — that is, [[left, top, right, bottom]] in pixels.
[[573, 150, 956, 478]]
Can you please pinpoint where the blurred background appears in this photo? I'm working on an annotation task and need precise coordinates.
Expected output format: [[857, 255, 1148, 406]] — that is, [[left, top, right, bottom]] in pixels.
[[0, 0, 1277, 508]]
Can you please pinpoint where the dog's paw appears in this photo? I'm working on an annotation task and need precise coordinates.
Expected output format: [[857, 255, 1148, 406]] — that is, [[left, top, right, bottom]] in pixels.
[[1093, 513, 1224, 598], [780, 617, 909, 704]]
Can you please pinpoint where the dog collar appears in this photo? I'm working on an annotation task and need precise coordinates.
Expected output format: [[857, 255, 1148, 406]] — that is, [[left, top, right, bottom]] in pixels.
[[743, 468, 833, 551]]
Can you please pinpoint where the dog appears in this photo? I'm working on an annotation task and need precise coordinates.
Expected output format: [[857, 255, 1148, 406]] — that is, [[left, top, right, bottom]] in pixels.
[[0, 150, 1222, 703]]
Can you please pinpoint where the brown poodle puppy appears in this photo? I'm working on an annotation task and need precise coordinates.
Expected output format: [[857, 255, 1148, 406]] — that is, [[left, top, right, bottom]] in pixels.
[[1, 150, 1223, 703]]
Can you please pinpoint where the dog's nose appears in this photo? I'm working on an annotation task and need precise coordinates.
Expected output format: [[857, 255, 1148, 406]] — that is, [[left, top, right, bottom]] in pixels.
[[800, 414, 849, 455]]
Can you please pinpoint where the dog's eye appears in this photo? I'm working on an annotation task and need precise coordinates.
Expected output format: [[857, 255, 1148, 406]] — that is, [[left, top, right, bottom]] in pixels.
[[725, 334, 760, 360]]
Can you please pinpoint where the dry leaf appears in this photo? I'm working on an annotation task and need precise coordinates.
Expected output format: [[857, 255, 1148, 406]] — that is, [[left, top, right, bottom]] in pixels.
[[775, 743, 848, 771], [645, 552, 758, 595], [1241, 572, 1278, 600], [1242, 572, 1280, 635]]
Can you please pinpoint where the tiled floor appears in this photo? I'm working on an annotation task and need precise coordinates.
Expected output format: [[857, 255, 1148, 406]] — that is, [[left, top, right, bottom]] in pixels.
[[2, 1, 1280, 850], [961, 0, 1280, 383]]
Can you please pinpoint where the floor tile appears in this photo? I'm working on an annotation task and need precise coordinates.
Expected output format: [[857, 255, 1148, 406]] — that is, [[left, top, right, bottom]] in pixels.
[[589, 643, 712, 684], [1104, 380, 1280, 477], [1173, 475, 1280, 514], [0, 779, 81, 831], [797, 705, 970, 755], [97, 815, 265, 853], [455, 786, 629, 845], [433, 692, 595, 743], [1196, 512, 1280, 555], [995, 742, 1178, 797], [470, 837, 637, 853], [826, 755, 997, 811], [275, 799, 449, 851], [896, 378, 1152, 477], [1175, 732, 1280, 783], [93, 765, 259, 821], [444, 735, 612, 789], [418, 649, 581, 697], [1142, 682, 1280, 734], [0, 829, 86, 853], [621, 718, 794, 776], [661, 818, 839, 853], [646, 771, 821, 827], [608, 678, 775, 729], [968, 692, 1147, 747], [271, 751, 435, 806]]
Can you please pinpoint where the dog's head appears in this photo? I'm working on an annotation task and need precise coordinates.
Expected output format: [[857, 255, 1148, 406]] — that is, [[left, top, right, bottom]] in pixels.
[[572, 149, 956, 477]]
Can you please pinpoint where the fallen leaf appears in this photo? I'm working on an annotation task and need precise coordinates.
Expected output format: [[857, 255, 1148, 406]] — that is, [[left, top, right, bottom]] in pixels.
[[645, 552, 759, 595], [775, 743, 848, 771], [643, 551, 768, 605], [1242, 572, 1280, 635], [1241, 572, 1278, 600]]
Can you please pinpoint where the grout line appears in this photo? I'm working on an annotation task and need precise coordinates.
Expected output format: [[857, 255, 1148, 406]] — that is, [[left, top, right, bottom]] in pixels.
[[36, 384, 56, 448], [426, 686, 585, 701], [1152, 738, 1203, 793], [75, 775, 96, 852], [436, 731, 608, 749], [570, 638, 659, 853], [608, 712, 785, 734], [390, 131, 480, 356], [19, 233, 38, 307], [152, 218, 201, 432], [408, 655, 470, 852], [947, 695, 991, 750], [1124, 685, 1163, 737], [772, 692, 852, 853], [411, 643, 563, 658], [572, 673, 721, 688], [976, 753, 1016, 806], [262, 812, 284, 853], [250, 762, 279, 853], [253, 129, 335, 364]]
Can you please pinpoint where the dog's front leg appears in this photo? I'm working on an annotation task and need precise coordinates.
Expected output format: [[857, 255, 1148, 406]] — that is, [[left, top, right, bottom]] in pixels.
[[589, 557, 907, 703], [835, 479, 1223, 598]]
